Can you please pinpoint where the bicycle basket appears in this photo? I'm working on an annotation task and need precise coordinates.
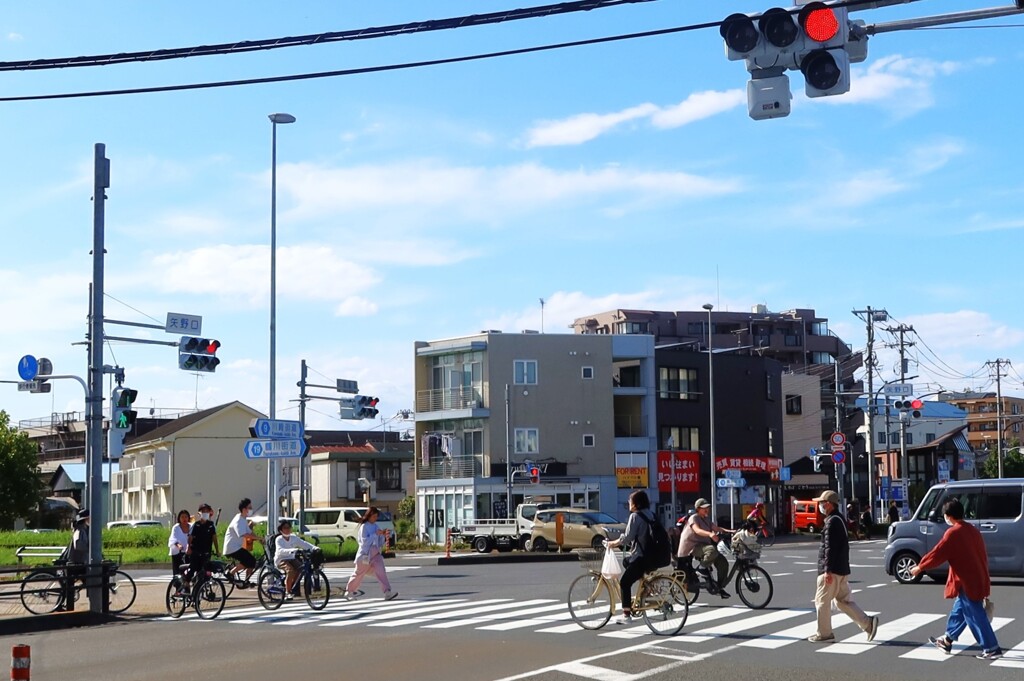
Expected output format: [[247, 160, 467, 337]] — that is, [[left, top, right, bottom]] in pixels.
[[577, 547, 605, 573]]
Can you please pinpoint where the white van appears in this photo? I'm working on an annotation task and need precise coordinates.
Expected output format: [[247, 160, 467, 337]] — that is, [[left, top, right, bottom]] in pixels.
[[297, 507, 397, 554]]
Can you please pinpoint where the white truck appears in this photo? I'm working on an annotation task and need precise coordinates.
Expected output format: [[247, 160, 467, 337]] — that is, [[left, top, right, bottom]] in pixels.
[[452, 503, 552, 553]]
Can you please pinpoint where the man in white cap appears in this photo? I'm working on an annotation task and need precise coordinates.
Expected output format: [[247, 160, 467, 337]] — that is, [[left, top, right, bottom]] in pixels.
[[677, 497, 733, 598], [808, 490, 878, 642]]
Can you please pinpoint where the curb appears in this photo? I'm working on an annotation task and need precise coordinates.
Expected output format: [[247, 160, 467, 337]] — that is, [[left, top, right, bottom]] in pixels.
[[437, 551, 580, 566], [0, 610, 116, 637]]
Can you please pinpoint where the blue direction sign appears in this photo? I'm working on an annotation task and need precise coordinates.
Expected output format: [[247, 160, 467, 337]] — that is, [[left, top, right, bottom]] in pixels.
[[716, 477, 747, 488], [18, 355, 39, 381], [243, 438, 307, 459], [249, 418, 304, 440], [779, 466, 792, 482]]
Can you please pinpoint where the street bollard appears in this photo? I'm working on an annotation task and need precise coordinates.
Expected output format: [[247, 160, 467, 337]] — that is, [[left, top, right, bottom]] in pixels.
[[11, 644, 30, 681], [445, 527, 452, 559]]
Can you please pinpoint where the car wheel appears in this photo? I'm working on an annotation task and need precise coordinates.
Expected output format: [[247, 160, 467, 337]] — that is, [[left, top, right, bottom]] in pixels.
[[591, 536, 605, 550], [519, 535, 531, 551], [806, 524, 816, 534], [473, 536, 492, 554], [893, 551, 923, 584], [532, 536, 549, 552]]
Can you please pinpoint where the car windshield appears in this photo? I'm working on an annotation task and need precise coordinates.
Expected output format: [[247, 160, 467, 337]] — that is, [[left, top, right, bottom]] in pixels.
[[376, 511, 392, 522], [582, 512, 619, 524]]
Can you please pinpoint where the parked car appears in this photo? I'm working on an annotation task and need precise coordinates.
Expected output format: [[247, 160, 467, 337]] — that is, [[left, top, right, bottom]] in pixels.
[[884, 477, 1024, 584], [529, 508, 625, 552], [792, 499, 824, 533], [106, 519, 164, 529]]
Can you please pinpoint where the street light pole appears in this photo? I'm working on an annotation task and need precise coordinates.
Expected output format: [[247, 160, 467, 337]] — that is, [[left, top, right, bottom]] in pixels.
[[703, 303, 717, 525], [267, 112, 295, 532]]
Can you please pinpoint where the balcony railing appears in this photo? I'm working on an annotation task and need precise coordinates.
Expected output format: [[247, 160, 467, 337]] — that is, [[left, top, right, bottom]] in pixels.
[[418, 454, 483, 480], [416, 387, 484, 413]]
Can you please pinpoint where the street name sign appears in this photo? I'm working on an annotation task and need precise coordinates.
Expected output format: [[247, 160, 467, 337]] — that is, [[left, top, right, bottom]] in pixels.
[[716, 477, 747, 488], [165, 313, 202, 335], [249, 418, 304, 440], [243, 438, 307, 459], [724, 469, 742, 479], [17, 380, 40, 392], [884, 383, 913, 396]]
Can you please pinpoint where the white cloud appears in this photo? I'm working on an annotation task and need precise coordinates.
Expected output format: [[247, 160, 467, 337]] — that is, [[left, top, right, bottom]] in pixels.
[[817, 55, 967, 116], [525, 91, 744, 147], [7, 32, 23, 41]]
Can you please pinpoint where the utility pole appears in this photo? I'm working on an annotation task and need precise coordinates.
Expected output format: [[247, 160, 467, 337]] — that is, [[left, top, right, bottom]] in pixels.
[[985, 359, 1011, 478], [886, 323, 914, 517], [298, 360, 308, 524], [853, 307, 887, 522], [835, 360, 846, 513]]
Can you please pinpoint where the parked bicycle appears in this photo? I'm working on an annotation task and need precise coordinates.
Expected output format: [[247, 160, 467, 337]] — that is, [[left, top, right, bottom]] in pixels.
[[257, 549, 330, 611], [20, 561, 136, 615], [567, 547, 688, 635], [676, 543, 773, 609], [165, 563, 228, 620]]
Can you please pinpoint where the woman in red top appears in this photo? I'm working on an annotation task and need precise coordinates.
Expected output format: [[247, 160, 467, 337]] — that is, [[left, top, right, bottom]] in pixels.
[[910, 499, 1002, 660]]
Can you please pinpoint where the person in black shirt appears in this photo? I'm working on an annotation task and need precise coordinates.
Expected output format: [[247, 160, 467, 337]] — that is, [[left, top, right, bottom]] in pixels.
[[185, 503, 219, 587]]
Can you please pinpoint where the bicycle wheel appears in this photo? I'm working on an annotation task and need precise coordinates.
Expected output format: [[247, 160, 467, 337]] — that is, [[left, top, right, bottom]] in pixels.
[[675, 570, 700, 606], [304, 569, 330, 610], [759, 526, 776, 548], [106, 570, 137, 614], [567, 573, 613, 630], [20, 570, 63, 614], [195, 578, 226, 620], [640, 575, 689, 636], [735, 564, 773, 609], [258, 568, 286, 610], [165, 578, 187, 618]]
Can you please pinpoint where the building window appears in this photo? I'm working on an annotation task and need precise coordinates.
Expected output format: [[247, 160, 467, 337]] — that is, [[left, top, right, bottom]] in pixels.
[[658, 367, 698, 400], [661, 426, 699, 451], [810, 352, 835, 365], [464, 429, 483, 456], [925, 432, 936, 443], [878, 431, 887, 445], [514, 360, 538, 385], [766, 374, 774, 400], [784, 334, 802, 347], [906, 433, 914, 445], [890, 433, 899, 445], [582, 366, 594, 380], [514, 428, 539, 454], [376, 461, 402, 491], [583, 434, 595, 447], [767, 429, 775, 455], [785, 394, 802, 415], [616, 321, 649, 334]]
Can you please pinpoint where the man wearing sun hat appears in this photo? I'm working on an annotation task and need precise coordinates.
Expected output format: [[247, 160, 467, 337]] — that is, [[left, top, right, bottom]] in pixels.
[[808, 490, 879, 643]]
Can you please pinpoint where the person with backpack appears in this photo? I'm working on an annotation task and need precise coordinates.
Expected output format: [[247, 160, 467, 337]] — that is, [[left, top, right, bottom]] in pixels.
[[604, 490, 670, 624], [677, 498, 734, 598]]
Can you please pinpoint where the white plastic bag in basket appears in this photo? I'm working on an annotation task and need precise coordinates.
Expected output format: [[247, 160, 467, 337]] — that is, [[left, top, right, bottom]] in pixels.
[[716, 539, 732, 556], [601, 549, 623, 579]]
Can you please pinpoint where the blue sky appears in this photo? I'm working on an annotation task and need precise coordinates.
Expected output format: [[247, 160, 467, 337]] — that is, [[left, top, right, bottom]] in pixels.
[[2, 0, 1022, 431]]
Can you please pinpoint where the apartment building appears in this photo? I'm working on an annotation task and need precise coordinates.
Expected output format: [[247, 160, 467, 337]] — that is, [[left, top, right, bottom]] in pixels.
[[413, 331, 655, 541], [940, 391, 1024, 453]]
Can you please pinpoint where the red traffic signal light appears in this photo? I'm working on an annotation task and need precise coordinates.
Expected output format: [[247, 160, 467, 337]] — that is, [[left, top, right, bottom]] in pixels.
[[529, 466, 540, 484], [799, 3, 839, 43]]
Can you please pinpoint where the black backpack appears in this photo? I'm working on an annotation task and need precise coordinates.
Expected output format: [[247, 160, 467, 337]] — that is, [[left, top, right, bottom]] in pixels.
[[636, 513, 671, 568]]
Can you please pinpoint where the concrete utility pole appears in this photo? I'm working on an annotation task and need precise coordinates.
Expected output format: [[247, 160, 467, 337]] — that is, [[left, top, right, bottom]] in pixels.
[[298, 359, 308, 524], [887, 324, 914, 517], [985, 359, 1011, 478], [87, 143, 110, 613], [853, 307, 887, 522]]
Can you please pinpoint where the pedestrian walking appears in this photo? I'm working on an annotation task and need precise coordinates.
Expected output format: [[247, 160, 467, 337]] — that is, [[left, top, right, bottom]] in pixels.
[[807, 490, 879, 643], [343, 507, 397, 601], [912, 499, 1002, 660], [887, 501, 900, 524]]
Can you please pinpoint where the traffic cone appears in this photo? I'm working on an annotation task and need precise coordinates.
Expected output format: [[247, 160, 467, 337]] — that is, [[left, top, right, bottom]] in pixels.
[[11, 644, 30, 680]]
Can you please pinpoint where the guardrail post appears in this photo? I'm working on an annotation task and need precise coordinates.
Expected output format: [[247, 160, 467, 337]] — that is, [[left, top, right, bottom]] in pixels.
[[11, 644, 30, 680]]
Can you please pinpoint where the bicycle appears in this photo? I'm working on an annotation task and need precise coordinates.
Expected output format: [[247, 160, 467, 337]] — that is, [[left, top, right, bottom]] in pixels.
[[755, 523, 775, 547], [165, 563, 228, 620], [257, 549, 330, 611], [20, 560, 137, 615], [567, 548, 688, 635], [676, 543, 773, 609], [216, 551, 271, 598]]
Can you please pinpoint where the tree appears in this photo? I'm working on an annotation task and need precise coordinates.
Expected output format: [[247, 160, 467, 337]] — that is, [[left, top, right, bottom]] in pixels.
[[978, 438, 1024, 479], [0, 410, 44, 530]]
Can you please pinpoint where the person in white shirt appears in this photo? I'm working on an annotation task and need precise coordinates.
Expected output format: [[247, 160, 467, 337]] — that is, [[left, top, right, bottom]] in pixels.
[[223, 498, 262, 587], [167, 509, 191, 575], [274, 520, 318, 600], [343, 507, 397, 601]]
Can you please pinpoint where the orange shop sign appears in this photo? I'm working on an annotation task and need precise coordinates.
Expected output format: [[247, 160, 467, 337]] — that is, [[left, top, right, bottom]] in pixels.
[[616, 466, 649, 488]]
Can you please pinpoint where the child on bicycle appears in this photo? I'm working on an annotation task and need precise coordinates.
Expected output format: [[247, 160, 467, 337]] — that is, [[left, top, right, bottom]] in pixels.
[[274, 520, 318, 600], [731, 520, 762, 557]]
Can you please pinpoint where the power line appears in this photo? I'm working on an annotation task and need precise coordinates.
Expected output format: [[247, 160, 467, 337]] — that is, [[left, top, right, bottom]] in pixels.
[[0, 0, 661, 72]]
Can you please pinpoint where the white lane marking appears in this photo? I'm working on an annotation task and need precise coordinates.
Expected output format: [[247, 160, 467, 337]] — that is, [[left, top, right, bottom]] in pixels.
[[671, 608, 809, 644], [321, 598, 510, 628], [773, 573, 794, 577], [992, 638, 1024, 668], [901, 617, 1013, 661], [820, 612, 943, 655], [368, 598, 554, 628], [425, 601, 566, 629], [867, 583, 887, 589], [739, 612, 866, 650], [598, 605, 745, 639]]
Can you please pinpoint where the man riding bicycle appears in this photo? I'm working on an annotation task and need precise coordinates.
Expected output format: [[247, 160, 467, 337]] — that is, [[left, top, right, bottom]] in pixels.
[[677, 498, 733, 598], [746, 501, 767, 529], [183, 503, 218, 590]]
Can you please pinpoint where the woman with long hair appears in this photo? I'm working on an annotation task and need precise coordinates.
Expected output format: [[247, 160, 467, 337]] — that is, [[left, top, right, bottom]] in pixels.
[[168, 509, 191, 575], [342, 506, 398, 601]]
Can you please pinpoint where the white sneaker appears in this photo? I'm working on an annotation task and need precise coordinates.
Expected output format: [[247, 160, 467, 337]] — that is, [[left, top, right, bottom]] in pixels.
[[613, 614, 633, 625], [384, 590, 398, 601], [284, 593, 294, 601], [343, 589, 364, 601]]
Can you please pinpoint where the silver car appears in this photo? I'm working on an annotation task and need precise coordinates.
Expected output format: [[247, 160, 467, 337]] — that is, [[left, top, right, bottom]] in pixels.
[[883, 478, 1024, 584]]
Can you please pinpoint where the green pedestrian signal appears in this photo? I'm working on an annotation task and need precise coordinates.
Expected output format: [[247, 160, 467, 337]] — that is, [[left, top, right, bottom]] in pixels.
[[112, 388, 138, 432]]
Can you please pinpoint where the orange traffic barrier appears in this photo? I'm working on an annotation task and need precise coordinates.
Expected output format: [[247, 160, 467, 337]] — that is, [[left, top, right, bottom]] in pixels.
[[11, 644, 30, 681]]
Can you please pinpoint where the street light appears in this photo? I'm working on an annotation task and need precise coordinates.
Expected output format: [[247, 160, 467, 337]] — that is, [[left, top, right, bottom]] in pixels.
[[703, 303, 717, 524], [268, 112, 295, 532]]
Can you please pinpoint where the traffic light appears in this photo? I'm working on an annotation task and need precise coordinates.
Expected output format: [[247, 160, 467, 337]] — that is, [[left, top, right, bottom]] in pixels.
[[178, 336, 221, 372], [720, 1, 869, 118], [529, 465, 541, 484], [112, 388, 138, 431], [353, 395, 380, 420], [894, 399, 924, 419], [813, 456, 822, 472]]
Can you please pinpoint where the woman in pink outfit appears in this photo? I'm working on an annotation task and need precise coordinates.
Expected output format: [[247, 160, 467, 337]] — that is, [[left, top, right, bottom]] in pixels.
[[343, 507, 398, 601]]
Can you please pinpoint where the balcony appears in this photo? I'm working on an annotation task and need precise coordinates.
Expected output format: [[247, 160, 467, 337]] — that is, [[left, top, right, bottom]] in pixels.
[[415, 387, 489, 420], [126, 468, 142, 492], [417, 454, 483, 480]]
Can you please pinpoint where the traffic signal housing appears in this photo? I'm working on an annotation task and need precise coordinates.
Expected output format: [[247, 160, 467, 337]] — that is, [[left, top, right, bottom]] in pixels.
[[178, 336, 221, 372], [112, 388, 138, 431], [529, 465, 541, 484], [353, 395, 380, 420], [894, 399, 924, 419]]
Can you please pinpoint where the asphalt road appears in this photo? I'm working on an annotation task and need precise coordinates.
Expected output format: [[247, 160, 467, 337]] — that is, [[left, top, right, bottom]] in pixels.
[[4, 540, 1023, 681]]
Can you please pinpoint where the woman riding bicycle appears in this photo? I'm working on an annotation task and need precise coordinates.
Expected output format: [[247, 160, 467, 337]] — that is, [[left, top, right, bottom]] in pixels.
[[274, 519, 318, 600], [605, 489, 657, 625], [746, 501, 767, 528]]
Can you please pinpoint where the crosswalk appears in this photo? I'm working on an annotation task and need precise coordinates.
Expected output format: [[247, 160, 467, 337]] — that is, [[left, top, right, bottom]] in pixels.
[[156, 593, 1024, 667], [133, 565, 421, 584]]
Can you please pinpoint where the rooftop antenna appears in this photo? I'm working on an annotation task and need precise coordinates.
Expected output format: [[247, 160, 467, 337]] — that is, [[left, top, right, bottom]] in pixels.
[[539, 298, 545, 333]]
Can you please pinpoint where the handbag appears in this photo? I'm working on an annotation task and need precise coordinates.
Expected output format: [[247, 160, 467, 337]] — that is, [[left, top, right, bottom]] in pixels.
[[601, 549, 624, 579], [984, 597, 994, 622]]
